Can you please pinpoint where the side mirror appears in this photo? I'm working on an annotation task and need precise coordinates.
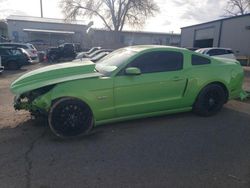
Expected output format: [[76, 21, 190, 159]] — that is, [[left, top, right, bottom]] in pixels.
[[125, 67, 141, 75]]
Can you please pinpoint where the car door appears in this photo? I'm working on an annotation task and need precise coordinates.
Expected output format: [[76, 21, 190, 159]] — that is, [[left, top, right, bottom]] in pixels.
[[0, 49, 10, 67], [113, 50, 188, 117]]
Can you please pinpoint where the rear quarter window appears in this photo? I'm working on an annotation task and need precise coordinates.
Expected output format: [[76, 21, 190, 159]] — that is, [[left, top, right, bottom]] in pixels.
[[17, 45, 28, 49], [10, 49, 22, 55], [27, 44, 36, 50], [226, 50, 233, 54], [207, 49, 227, 56], [192, 54, 211, 65]]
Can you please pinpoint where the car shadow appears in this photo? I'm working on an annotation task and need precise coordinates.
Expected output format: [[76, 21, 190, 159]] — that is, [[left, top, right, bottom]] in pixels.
[[0, 107, 249, 144]]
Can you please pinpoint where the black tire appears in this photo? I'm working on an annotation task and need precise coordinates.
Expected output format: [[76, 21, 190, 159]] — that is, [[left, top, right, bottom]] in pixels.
[[7, 61, 20, 70], [193, 84, 226, 116], [48, 98, 94, 138], [49, 54, 58, 63]]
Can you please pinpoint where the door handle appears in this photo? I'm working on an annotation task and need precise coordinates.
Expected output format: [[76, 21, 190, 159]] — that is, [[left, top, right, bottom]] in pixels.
[[172, 76, 183, 81]]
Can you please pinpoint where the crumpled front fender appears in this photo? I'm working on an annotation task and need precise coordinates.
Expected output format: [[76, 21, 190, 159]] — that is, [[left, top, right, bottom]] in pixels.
[[14, 89, 52, 113], [239, 90, 250, 101]]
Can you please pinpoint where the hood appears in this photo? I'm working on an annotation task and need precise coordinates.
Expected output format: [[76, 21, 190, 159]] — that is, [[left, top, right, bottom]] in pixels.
[[11, 61, 102, 94]]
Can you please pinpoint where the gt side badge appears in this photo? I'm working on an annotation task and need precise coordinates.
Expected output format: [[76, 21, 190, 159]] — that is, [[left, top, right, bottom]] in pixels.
[[97, 96, 108, 100]]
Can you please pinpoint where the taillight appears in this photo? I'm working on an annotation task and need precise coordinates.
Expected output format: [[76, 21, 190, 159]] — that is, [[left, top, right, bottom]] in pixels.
[[31, 50, 37, 54], [44, 55, 48, 62]]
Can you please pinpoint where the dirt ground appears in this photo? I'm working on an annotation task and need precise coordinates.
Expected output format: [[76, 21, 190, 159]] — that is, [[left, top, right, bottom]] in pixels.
[[0, 63, 46, 128]]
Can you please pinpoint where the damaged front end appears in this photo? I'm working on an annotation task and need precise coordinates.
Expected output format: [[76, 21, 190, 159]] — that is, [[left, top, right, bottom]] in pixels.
[[239, 90, 250, 101], [14, 85, 55, 117]]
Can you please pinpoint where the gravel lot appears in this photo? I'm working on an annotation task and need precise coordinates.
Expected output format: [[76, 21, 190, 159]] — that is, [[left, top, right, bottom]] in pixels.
[[0, 63, 250, 188]]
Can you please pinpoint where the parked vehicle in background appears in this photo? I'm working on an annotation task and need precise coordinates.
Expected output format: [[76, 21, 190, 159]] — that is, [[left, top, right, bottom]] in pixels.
[[46, 43, 77, 62], [82, 46, 102, 55], [0, 56, 4, 73], [77, 49, 113, 60], [0, 43, 39, 63], [37, 51, 46, 62], [78, 47, 102, 58], [195, 48, 236, 59], [19, 48, 32, 64], [75, 49, 113, 60], [186, 47, 199, 51], [11, 45, 244, 138], [73, 51, 110, 63], [0, 47, 29, 70]]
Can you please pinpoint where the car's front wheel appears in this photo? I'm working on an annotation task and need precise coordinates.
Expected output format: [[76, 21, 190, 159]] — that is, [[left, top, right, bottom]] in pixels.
[[48, 98, 94, 138], [193, 84, 226, 116]]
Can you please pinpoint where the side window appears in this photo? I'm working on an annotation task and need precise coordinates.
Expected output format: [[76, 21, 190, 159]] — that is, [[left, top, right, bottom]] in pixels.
[[0, 49, 9, 55], [128, 51, 183, 74], [10, 49, 22, 55], [226, 50, 233, 54], [192, 54, 211, 65], [207, 49, 226, 56], [17, 45, 28, 49]]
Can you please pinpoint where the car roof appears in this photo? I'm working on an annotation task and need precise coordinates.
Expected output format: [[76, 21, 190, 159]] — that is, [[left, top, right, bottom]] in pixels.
[[124, 45, 188, 52], [196, 47, 232, 51], [0, 46, 19, 49], [0, 42, 31, 46]]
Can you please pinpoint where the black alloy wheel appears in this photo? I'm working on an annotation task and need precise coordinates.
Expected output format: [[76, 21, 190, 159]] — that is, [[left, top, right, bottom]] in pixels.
[[49, 98, 93, 138], [193, 84, 226, 116]]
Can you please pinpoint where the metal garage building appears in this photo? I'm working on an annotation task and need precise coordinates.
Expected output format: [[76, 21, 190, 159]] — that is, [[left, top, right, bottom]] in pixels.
[[2, 15, 180, 50], [181, 14, 250, 56], [5, 15, 88, 50]]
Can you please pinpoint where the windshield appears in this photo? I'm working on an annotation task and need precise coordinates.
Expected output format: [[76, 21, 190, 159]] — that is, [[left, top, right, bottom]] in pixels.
[[95, 48, 136, 75]]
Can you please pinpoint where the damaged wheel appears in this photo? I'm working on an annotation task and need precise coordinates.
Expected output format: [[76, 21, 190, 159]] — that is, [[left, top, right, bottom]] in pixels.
[[48, 98, 94, 138]]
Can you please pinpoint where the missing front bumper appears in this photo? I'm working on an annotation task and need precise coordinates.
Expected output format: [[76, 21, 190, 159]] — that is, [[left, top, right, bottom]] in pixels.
[[239, 90, 250, 101]]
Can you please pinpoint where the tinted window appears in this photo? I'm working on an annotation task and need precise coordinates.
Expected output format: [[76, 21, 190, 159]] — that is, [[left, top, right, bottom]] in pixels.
[[226, 50, 233, 54], [207, 49, 226, 56], [0, 49, 9, 55], [192, 55, 211, 65], [28, 44, 35, 49], [9, 49, 22, 55], [128, 51, 183, 74], [17, 45, 28, 49]]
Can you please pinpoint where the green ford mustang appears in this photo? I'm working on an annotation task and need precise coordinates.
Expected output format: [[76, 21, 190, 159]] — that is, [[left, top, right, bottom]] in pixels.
[[11, 45, 244, 137]]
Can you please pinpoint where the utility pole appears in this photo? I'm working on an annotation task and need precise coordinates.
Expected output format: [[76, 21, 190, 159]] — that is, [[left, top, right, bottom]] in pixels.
[[40, 0, 43, 18]]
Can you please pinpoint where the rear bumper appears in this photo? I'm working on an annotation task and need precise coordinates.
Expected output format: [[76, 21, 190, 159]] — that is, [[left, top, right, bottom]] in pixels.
[[30, 56, 39, 63], [0, 66, 4, 73]]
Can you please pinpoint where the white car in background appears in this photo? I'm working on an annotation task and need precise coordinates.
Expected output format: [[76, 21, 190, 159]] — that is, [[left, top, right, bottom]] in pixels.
[[0, 43, 39, 63], [195, 48, 236, 60], [0, 56, 4, 73]]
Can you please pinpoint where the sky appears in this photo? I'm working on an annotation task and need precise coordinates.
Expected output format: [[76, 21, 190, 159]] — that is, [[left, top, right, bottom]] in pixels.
[[0, 0, 228, 33]]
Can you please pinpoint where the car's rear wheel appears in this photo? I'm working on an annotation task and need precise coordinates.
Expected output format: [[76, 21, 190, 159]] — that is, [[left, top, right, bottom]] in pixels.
[[48, 98, 94, 138], [49, 54, 58, 62], [193, 84, 226, 116], [7, 61, 20, 70]]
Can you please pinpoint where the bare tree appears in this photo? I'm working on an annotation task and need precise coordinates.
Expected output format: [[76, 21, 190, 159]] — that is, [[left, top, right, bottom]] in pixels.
[[224, 0, 250, 16], [59, 0, 159, 32]]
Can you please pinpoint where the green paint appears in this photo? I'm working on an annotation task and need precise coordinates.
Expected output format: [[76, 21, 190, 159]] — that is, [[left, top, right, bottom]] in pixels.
[[10, 45, 244, 125]]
